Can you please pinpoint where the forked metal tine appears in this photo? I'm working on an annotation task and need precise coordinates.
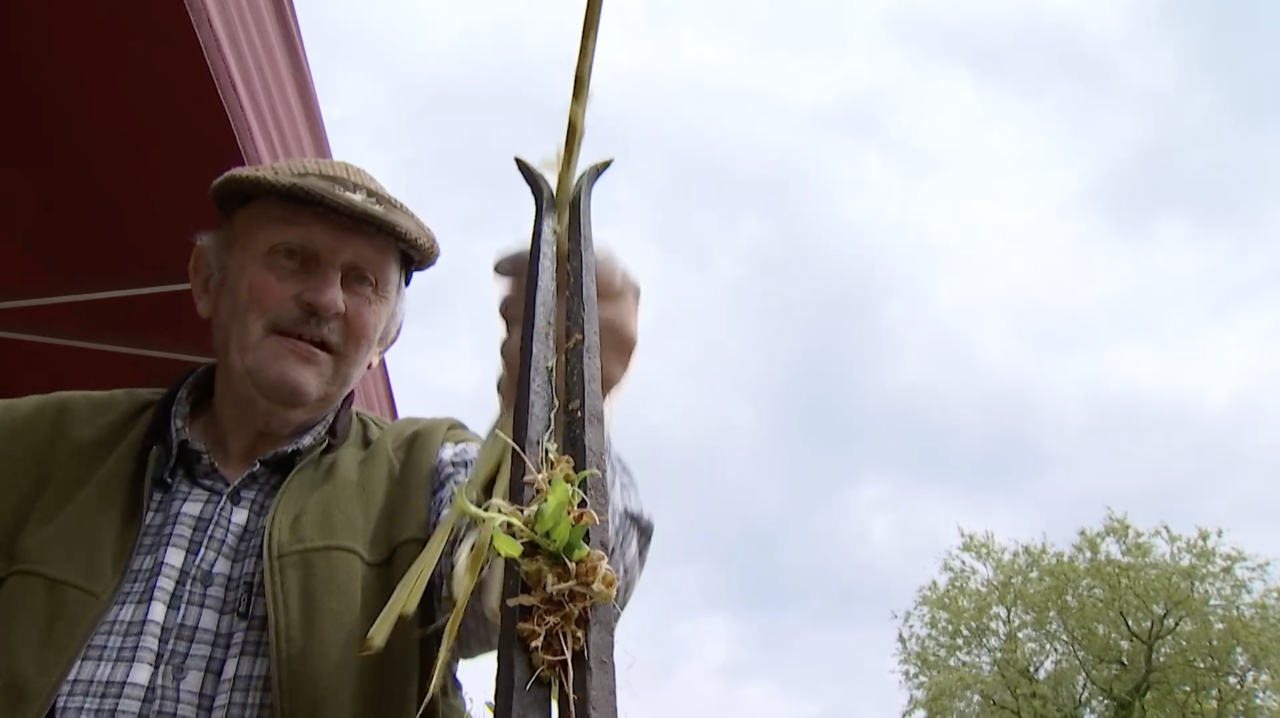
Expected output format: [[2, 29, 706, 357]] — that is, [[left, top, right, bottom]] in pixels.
[[560, 159, 618, 718], [493, 157, 558, 718], [493, 158, 619, 718]]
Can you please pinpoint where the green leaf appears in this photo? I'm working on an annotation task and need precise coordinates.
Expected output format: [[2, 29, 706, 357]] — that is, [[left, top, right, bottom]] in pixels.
[[533, 503, 554, 535], [563, 523, 591, 562], [548, 511, 573, 551], [547, 475, 570, 512], [560, 523, 590, 560], [536, 476, 571, 536], [491, 532, 524, 559]]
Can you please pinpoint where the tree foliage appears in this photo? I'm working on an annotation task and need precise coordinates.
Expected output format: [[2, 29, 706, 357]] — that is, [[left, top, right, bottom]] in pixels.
[[895, 510, 1280, 718]]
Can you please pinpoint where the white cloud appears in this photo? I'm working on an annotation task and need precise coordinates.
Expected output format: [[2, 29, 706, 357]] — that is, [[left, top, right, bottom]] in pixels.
[[296, 0, 1280, 715]]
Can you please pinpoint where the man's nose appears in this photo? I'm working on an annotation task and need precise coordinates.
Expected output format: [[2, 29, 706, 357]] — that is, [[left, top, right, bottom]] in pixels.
[[297, 270, 346, 317]]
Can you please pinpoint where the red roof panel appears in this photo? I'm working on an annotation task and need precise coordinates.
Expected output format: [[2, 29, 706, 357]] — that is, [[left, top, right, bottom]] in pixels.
[[0, 0, 398, 419]]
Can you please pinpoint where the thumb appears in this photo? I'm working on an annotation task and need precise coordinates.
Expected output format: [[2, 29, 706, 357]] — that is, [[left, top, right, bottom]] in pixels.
[[494, 249, 528, 278]]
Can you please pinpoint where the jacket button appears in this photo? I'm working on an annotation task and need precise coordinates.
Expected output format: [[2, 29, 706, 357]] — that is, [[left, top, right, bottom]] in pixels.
[[172, 665, 187, 682], [228, 489, 242, 506]]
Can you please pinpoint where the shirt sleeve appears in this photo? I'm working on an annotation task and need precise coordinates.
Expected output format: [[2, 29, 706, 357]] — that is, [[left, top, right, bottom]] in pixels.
[[428, 438, 655, 660]]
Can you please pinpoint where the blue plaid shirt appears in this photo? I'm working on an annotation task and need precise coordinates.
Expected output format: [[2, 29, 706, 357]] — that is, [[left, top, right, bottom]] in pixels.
[[52, 367, 654, 717]]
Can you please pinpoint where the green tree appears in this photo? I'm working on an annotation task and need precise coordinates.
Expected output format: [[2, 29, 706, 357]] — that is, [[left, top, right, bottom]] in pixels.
[[895, 511, 1280, 718]]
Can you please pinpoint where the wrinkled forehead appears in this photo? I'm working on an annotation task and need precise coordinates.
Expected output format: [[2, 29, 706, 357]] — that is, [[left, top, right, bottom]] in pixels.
[[224, 197, 406, 275]]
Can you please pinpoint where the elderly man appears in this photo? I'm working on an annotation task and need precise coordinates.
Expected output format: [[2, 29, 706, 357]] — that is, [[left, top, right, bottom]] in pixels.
[[0, 159, 654, 718]]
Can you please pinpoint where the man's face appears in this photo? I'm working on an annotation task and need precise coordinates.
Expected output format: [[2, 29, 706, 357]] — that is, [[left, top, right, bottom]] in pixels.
[[190, 198, 402, 414]]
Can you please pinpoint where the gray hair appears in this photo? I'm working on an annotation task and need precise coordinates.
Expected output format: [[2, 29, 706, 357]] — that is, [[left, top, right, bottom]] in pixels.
[[194, 228, 407, 353]]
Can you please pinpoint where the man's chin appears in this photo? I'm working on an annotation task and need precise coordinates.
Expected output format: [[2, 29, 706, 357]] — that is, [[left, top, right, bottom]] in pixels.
[[247, 364, 337, 412]]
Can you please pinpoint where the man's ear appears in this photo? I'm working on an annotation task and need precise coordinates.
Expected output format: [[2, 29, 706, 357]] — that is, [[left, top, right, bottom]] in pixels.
[[371, 307, 404, 370], [189, 243, 218, 320]]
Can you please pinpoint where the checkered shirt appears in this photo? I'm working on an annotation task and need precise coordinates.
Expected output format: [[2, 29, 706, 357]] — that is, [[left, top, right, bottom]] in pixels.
[[51, 368, 655, 717]]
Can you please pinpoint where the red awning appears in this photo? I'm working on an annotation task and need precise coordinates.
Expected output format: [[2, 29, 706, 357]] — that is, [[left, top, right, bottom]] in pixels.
[[1, 0, 397, 418]]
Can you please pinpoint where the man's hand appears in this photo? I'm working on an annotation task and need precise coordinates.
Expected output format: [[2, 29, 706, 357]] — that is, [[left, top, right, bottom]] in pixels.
[[495, 248, 640, 412]]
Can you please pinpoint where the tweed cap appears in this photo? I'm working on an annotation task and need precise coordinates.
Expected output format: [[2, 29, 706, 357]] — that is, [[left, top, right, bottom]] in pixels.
[[209, 158, 439, 274]]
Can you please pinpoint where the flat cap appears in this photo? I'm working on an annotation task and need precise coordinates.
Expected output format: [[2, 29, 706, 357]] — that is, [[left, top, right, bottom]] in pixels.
[[209, 158, 439, 273]]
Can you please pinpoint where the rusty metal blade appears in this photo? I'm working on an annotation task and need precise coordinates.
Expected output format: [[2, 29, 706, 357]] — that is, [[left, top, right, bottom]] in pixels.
[[493, 157, 557, 718], [559, 159, 618, 718]]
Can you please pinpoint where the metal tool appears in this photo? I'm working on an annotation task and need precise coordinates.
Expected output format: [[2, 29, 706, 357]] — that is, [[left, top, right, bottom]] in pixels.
[[492, 156, 618, 718], [492, 0, 616, 714]]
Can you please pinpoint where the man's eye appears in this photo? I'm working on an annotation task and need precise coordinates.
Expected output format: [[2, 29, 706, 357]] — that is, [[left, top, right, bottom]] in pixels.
[[346, 272, 376, 290]]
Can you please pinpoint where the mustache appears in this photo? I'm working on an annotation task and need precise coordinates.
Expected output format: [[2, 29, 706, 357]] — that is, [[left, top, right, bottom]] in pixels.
[[268, 312, 343, 353]]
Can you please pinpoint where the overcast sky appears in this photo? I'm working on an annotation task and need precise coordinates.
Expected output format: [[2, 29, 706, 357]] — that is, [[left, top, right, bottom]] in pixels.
[[294, 1, 1280, 715]]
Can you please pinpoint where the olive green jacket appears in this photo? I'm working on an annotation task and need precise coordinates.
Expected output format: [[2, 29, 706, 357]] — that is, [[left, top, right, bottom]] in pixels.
[[0, 380, 481, 718]]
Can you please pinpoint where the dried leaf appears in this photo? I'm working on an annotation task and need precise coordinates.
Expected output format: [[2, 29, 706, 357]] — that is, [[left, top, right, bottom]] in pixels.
[[362, 508, 460, 654], [421, 518, 497, 716]]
